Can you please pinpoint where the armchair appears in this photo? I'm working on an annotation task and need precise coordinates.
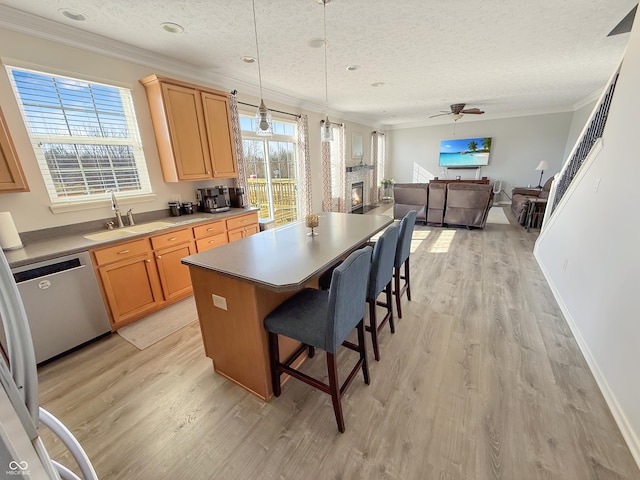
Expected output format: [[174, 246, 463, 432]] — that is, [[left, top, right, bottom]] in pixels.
[[510, 176, 554, 225]]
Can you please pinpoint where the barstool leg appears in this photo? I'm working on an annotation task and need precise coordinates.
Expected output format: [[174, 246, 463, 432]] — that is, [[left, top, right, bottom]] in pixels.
[[326, 353, 345, 433], [394, 267, 403, 319], [386, 282, 395, 334], [357, 319, 370, 385], [405, 260, 411, 301], [268, 332, 282, 397], [367, 298, 380, 361]]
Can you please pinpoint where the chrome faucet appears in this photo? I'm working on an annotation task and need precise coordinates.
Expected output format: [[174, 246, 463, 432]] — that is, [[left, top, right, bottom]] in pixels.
[[127, 209, 135, 226], [110, 191, 125, 228]]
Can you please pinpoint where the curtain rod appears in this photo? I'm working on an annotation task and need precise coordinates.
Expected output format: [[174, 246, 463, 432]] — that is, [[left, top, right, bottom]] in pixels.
[[232, 90, 301, 118]]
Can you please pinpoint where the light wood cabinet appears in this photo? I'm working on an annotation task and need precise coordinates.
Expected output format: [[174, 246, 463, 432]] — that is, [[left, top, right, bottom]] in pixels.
[[226, 212, 259, 242], [140, 74, 237, 182], [151, 228, 196, 301], [0, 107, 29, 193], [94, 239, 163, 328], [91, 210, 258, 328]]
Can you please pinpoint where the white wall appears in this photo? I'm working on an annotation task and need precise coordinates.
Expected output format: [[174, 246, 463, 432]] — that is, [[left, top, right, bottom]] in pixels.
[[386, 113, 573, 197], [0, 27, 373, 232], [535, 22, 640, 465]]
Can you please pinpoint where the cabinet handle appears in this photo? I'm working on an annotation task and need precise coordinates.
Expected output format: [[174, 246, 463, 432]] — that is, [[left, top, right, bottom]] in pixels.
[[145, 259, 151, 263], [156, 255, 162, 259], [118, 249, 130, 254], [168, 237, 177, 241], [207, 227, 214, 231]]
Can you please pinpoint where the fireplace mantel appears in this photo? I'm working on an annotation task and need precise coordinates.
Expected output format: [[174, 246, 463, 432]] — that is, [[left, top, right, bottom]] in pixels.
[[346, 165, 374, 172]]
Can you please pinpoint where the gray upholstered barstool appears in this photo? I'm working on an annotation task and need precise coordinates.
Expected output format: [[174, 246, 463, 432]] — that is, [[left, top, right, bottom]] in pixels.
[[394, 210, 417, 318], [264, 246, 373, 433], [366, 222, 400, 361]]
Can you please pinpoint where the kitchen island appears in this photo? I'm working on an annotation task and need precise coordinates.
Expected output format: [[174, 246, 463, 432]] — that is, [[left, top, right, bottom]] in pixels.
[[182, 212, 393, 400]]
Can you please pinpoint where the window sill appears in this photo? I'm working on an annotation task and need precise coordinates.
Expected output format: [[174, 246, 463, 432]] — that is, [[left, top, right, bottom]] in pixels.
[[48, 193, 157, 214]]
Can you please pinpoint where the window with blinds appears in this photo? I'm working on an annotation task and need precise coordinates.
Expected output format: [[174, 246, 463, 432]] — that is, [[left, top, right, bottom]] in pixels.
[[7, 67, 151, 203]]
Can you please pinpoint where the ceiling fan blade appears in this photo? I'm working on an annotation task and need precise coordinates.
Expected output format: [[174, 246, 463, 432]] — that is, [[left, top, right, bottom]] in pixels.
[[429, 113, 449, 118], [461, 108, 484, 114]]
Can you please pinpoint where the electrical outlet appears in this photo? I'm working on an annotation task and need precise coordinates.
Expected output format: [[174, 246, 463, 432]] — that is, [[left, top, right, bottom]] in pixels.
[[593, 178, 601, 192], [562, 258, 569, 271], [212, 294, 227, 310]]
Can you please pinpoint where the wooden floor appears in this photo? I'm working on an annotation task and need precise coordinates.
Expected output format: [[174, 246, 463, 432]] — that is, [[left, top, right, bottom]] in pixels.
[[37, 208, 640, 479]]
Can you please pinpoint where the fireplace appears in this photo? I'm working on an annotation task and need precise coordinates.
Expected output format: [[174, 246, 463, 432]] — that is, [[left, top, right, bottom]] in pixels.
[[351, 182, 364, 214]]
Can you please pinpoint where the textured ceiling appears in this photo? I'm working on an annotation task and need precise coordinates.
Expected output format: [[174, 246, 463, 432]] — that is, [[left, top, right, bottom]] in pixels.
[[0, 0, 636, 128]]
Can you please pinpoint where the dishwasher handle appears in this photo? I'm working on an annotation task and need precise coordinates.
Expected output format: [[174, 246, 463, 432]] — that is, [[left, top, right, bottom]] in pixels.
[[13, 258, 85, 284]]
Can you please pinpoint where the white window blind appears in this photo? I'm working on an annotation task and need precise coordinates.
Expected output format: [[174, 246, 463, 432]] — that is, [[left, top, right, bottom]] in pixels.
[[7, 67, 151, 203]]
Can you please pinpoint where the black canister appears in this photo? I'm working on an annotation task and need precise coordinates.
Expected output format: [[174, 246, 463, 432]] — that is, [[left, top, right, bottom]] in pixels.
[[169, 201, 182, 216], [181, 202, 194, 215]]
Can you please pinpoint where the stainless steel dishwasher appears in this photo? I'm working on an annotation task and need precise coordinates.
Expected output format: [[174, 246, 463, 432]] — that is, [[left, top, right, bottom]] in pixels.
[[11, 251, 111, 364]]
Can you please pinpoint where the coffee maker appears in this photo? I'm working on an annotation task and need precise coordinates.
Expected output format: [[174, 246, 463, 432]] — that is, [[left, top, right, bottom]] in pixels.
[[229, 187, 246, 208], [196, 186, 230, 213]]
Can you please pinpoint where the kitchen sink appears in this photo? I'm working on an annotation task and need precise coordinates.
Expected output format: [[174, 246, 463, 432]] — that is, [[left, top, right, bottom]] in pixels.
[[83, 221, 175, 241]]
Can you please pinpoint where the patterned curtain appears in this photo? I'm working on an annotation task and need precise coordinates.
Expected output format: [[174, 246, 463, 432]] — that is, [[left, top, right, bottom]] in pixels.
[[296, 115, 312, 215], [229, 94, 247, 191], [337, 124, 346, 212], [321, 131, 332, 212], [371, 131, 385, 203], [321, 122, 346, 213]]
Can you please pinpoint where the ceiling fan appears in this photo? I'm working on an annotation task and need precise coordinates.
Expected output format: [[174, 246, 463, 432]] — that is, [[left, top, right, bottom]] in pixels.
[[429, 103, 485, 121]]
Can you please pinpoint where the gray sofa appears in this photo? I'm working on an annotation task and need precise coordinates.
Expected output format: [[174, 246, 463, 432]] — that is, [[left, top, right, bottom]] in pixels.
[[392, 183, 428, 223], [393, 181, 494, 228]]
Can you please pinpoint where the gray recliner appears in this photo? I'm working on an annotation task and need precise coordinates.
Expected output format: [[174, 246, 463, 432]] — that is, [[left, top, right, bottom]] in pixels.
[[392, 183, 428, 222]]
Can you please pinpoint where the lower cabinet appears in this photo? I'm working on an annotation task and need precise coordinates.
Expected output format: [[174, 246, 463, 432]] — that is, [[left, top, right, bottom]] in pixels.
[[95, 243, 163, 328], [154, 241, 196, 301], [91, 211, 259, 329]]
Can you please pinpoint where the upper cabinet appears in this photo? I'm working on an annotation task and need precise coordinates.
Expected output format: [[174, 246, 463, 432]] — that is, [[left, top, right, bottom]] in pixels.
[[140, 74, 237, 182], [0, 107, 29, 193]]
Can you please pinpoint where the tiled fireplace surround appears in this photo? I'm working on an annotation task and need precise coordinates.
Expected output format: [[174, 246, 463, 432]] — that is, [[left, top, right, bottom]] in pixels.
[[346, 166, 375, 213]]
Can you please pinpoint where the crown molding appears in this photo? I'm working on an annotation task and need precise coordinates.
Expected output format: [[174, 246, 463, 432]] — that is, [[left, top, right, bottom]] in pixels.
[[0, 4, 377, 129]]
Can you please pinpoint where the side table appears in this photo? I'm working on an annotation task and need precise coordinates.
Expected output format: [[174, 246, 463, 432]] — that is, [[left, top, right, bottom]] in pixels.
[[525, 198, 548, 231]]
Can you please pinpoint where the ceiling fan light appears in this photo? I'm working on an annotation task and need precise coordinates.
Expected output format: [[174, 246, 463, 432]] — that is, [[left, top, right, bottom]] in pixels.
[[451, 113, 463, 121], [255, 99, 273, 136]]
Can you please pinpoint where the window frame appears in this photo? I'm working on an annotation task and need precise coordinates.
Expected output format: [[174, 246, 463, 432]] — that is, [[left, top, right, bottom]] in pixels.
[[6, 66, 153, 208]]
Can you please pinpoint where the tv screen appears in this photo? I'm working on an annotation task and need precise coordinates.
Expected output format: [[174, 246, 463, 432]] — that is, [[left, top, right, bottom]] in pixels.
[[439, 137, 492, 167]]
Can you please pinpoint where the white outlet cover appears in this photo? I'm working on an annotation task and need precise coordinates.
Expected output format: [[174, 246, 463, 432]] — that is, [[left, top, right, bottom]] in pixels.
[[212, 294, 228, 310]]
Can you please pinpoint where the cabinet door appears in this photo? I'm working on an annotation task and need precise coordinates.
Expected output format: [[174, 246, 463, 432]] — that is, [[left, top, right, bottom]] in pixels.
[[227, 228, 244, 243], [201, 92, 237, 178], [155, 241, 196, 301], [98, 252, 162, 327], [0, 107, 29, 193], [162, 83, 213, 180]]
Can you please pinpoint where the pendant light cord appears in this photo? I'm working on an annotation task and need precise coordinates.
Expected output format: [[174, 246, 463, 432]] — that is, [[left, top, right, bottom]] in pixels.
[[252, 0, 264, 99], [323, 0, 329, 111]]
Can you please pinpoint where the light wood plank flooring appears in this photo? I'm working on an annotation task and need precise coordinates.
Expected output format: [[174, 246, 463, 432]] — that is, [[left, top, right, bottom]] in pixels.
[[37, 208, 640, 479]]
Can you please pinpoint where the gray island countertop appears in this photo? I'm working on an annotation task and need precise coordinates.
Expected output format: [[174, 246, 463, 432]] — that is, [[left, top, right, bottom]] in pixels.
[[181, 212, 393, 292]]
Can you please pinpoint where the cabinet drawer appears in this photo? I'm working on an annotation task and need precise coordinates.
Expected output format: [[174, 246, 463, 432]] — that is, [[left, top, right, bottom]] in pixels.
[[150, 228, 192, 250], [93, 239, 151, 265], [196, 233, 228, 252], [226, 213, 258, 231], [193, 220, 226, 239]]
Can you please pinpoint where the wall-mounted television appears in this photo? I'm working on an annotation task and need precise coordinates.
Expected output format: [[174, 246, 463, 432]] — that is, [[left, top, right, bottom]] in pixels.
[[439, 137, 492, 167]]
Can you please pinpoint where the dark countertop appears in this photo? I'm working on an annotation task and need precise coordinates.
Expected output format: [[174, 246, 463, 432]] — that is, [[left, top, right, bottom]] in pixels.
[[181, 212, 393, 292], [5, 208, 258, 268]]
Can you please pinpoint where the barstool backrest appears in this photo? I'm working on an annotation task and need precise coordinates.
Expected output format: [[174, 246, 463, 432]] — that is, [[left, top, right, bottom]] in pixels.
[[368, 223, 400, 299], [326, 246, 372, 353], [395, 210, 417, 269]]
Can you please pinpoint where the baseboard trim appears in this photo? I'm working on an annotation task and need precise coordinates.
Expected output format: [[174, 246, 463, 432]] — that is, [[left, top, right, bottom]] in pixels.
[[536, 260, 640, 469]]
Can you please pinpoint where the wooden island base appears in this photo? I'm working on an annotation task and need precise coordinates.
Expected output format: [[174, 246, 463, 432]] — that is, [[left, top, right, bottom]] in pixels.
[[189, 267, 312, 400]]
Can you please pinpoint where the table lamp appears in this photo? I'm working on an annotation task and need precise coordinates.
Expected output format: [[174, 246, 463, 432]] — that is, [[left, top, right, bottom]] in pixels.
[[535, 160, 549, 188]]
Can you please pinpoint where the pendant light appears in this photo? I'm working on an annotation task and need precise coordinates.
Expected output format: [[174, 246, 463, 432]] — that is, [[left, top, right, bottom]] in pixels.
[[320, 0, 334, 142], [252, 0, 272, 136]]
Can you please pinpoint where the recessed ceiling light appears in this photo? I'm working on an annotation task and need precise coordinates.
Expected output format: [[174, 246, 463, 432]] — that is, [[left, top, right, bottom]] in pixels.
[[371, 82, 385, 87], [161, 22, 185, 34], [308, 37, 326, 48], [58, 8, 87, 21], [241, 56, 257, 64], [346, 65, 360, 71]]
